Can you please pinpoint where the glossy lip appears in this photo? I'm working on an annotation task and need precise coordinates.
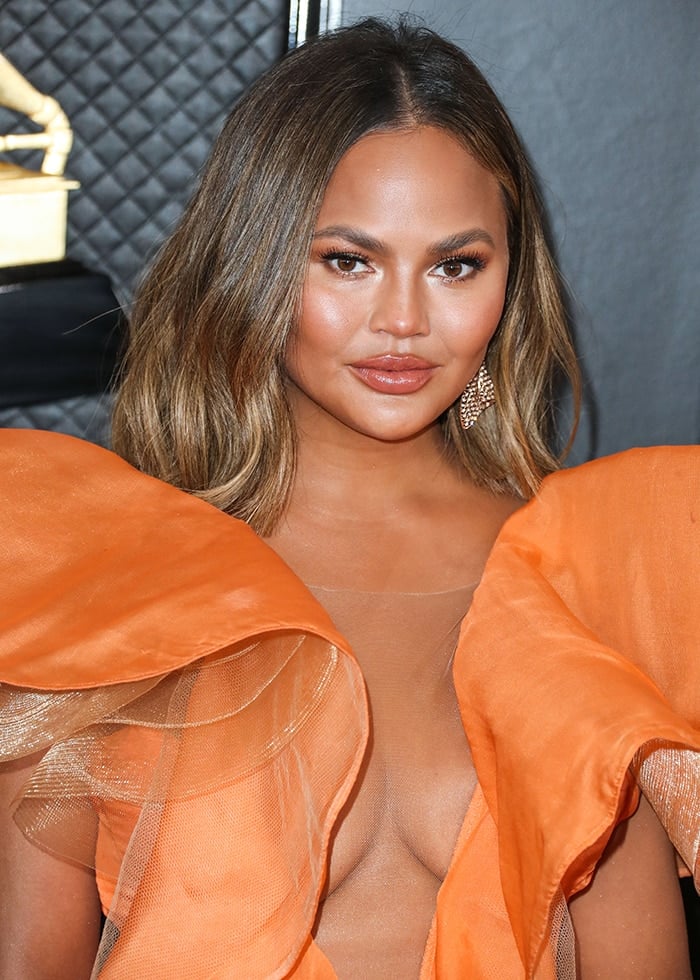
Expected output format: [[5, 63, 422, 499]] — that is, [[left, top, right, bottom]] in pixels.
[[349, 354, 438, 394]]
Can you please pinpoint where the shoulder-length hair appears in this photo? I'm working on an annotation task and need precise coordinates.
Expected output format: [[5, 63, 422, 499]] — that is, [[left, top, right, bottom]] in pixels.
[[113, 17, 580, 534]]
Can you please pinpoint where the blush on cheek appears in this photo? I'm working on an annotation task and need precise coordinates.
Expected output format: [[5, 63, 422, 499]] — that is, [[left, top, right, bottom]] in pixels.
[[299, 296, 357, 344], [458, 299, 507, 356], [480, 287, 508, 341]]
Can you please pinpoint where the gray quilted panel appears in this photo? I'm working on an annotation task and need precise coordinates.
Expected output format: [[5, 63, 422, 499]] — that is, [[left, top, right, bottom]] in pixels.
[[0, 393, 113, 446], [0, 0, 287, 305]]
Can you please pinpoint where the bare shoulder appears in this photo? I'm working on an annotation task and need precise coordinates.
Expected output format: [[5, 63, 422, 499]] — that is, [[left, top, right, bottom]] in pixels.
[[569, 793, 692, 979], [0, 754, 102, 978]]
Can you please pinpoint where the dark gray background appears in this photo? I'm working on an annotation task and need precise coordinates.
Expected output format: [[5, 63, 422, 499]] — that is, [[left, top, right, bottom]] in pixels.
[[0, 0, 287, 302], [0, 0, 287, 439], [343, 0, 700, 460], [1, 0, 698, 458]]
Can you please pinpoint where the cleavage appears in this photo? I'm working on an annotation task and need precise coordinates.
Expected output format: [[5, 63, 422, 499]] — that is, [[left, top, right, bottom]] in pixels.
[[308, 586, 477, 891]]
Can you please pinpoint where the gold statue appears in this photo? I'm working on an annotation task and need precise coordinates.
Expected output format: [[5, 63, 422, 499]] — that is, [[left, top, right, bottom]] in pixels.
[[0, 52, 79, 266]]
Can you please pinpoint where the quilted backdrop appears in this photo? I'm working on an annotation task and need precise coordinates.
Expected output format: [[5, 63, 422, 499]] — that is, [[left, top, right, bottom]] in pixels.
[[0, 0, 288, 305], [0, 0, 288, 441]]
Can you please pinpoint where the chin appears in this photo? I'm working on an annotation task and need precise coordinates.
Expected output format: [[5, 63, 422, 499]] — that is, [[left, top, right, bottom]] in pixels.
[[348, 416, 442, 444]]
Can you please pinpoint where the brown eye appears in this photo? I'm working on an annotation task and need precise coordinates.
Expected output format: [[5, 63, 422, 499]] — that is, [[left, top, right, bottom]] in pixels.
[[321, 252, 370, 274], [336, 257, 358, 272], [434, 255, 485, 281], [442, 259, 465, 278]]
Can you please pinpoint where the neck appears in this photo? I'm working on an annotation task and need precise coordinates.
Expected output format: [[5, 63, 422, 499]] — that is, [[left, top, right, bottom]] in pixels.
[[288, 410, 464, 525], [264, 395, 515, 595]]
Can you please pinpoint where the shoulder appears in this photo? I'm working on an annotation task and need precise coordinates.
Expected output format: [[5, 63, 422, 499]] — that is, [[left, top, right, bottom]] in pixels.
[[2, 426, 129, 473], [535, 445, 699, 511], [493, 445, 700, 564], [435, 480, 523, 589], [0, 428, 344, 691], [0, 427, 181, 517]]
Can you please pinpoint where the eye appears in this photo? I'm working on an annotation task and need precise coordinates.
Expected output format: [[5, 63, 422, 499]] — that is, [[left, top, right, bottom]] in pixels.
[[321, 250, 371, 275], [432, 254, 486, 281]]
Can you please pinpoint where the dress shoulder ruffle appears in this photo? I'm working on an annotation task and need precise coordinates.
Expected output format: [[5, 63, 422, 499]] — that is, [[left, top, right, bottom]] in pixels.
[[0, 429, 369, 978], [457, 445, 700, 975], [0, 428, 351, 690], [2, 433, 699, 978]]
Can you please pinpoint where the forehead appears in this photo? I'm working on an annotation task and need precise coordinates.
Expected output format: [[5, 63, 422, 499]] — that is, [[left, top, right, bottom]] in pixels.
[[316, 126, 506, 237]]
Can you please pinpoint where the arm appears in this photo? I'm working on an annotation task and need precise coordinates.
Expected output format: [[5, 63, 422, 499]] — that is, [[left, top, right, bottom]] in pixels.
[[569, 793, 692, 979], [0, 754, 102, 979]]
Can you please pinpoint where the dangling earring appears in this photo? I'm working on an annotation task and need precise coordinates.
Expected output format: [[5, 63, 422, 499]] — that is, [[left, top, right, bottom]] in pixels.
[[459, 362, 495, 430]]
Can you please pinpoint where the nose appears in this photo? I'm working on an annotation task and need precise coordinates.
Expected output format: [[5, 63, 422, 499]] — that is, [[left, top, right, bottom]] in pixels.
[[368, 272, 429, 337]]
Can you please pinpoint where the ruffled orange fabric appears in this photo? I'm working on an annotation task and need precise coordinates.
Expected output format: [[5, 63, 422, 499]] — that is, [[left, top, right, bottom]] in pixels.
[[1, 431, 699, 978], [457, 445, 700, 974], [0, 430, 369, 977]]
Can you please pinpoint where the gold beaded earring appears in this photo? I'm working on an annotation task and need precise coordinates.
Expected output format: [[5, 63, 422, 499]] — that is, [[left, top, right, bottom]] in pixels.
[[459, 362, 495, 430]]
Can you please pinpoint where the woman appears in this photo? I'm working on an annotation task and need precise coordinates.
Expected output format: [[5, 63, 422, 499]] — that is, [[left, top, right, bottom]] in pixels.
[[1, 18, 698, 979]]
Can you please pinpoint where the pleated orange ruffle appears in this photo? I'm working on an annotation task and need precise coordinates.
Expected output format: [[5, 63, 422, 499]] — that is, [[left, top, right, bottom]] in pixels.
[[1, 431, 699, 978], [457, 446, 700, 974]]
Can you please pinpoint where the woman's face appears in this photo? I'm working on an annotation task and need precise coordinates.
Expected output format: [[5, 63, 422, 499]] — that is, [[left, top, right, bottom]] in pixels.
[[286, 125, 510, 444]]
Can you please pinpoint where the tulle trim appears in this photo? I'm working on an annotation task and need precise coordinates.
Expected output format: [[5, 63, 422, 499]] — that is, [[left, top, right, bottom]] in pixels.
[[539, 891, 576, 980], [6, 631, 369, 978], [0, 677, 159, 759]]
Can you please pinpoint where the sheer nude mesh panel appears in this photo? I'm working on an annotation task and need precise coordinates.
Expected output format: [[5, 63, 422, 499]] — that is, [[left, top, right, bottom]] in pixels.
[[632, 740, 700, 886], [547, 890, 577, 980], [307, 586, 478, 978], [8, 631, 367, 979]]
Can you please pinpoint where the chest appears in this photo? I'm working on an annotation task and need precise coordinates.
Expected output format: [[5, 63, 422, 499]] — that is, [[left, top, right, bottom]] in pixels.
[[310, 587, 477, 886]]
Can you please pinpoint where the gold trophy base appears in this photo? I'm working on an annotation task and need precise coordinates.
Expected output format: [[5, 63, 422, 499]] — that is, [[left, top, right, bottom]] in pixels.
[[0, 162, 79, 267]]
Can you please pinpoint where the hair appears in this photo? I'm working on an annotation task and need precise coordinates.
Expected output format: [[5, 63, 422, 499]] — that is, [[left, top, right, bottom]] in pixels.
[[113, 16, 580, 535]]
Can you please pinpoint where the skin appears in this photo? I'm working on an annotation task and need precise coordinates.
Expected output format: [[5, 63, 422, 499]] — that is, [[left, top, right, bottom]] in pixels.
[[0, 125, 691, 978], [286, 127, 510, 450], [570, 794, 691, 978], [269, 126, 691, 977], [277, 126, 519, 597], [271, 129, 518, 976], [0, 754, 102, 978]]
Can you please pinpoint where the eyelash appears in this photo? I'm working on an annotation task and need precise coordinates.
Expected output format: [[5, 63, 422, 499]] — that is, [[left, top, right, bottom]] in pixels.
[[436, 253, 487, 280], [320, 250, 371, 273], [319, 249, 487, 280]]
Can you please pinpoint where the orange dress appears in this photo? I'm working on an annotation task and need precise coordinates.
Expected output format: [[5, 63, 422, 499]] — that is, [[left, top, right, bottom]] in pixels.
[[1, 430, 698, 978]]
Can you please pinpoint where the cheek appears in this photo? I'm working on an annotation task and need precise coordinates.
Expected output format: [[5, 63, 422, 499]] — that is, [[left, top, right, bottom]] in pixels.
[[286, 296, 341, 386], [480, 286, 508, 341], [446, 283, 508, 357], [294, 288, 355, 356]]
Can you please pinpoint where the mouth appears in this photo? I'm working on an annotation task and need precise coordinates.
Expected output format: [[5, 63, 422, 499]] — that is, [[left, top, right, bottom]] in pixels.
[[349, 355, 438, 394]]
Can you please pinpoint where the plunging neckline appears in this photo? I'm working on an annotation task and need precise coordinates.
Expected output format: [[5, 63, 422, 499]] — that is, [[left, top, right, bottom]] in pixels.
[[302, 785, 488, 978], [302, 582, 484, 978]]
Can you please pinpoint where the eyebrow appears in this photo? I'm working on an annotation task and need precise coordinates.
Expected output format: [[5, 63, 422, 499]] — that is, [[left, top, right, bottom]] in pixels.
[[313, 224, 496, 254], [431, 229, 496, 253], [313, 225, 387, 254]]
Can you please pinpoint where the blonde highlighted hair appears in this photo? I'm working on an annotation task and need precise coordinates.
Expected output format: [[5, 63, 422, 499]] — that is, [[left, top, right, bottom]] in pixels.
[[113, 17, 580, 534]]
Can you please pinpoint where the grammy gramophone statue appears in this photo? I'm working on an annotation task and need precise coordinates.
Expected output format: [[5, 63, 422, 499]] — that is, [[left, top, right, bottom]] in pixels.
[[0, 52, 79, 266], [0, 53, 123, 447]]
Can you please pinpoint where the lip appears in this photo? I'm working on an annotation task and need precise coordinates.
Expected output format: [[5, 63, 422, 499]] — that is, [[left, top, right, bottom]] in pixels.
[[349, 355, 438, 394]]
